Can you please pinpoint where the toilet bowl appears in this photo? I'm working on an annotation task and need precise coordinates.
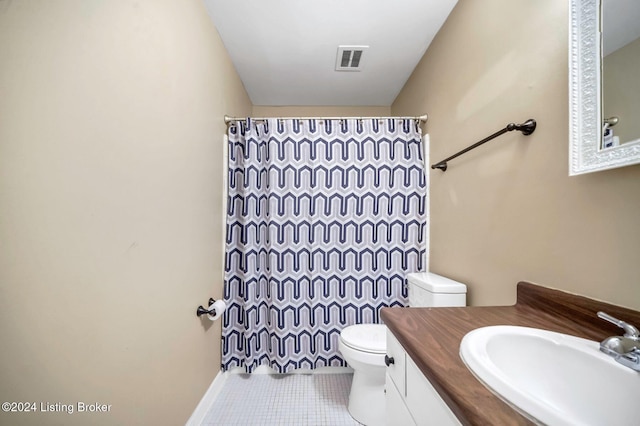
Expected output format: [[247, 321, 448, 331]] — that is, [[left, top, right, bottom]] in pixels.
[[338, 324, 387, 426], [338, 272, 467, 426]]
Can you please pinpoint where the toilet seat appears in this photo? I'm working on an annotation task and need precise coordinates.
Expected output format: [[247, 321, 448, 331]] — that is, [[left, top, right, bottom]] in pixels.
[[339, 324, 386, 354]]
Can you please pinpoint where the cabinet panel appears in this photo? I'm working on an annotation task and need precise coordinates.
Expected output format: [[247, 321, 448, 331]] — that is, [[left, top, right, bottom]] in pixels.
[[405, 357, 461, 426], [385, 373, 416, 426], [386, 330, 406, 395]]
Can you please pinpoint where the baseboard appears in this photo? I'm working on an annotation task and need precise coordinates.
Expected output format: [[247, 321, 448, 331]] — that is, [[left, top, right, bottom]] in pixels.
[[185, 370, 227, 426]]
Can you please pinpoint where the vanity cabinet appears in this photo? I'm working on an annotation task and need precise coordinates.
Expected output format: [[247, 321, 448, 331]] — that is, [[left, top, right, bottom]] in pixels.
[[385, 330, 461, 426]]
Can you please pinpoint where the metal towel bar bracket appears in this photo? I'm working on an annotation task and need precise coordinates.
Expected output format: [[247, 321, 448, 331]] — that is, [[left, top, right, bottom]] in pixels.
[[196, 298, 217, 317], [431, 119, 536, 172]]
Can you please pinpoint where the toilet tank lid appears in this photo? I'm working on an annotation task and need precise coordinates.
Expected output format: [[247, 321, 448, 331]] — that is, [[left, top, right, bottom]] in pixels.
[[407, 272, 467, 294]]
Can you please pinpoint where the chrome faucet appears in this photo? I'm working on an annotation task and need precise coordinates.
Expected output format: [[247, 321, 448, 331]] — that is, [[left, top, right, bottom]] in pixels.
[[597, 311, 640, 372]]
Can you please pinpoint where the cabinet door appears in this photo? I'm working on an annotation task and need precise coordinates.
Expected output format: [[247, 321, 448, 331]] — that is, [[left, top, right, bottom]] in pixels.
[[385, 373, 416, 426], [405, 357, 461, 426], [386, 330, 406, 395]]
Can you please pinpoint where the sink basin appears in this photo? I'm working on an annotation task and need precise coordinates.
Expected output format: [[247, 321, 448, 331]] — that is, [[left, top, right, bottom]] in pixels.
[[460, 325, 640, 426]]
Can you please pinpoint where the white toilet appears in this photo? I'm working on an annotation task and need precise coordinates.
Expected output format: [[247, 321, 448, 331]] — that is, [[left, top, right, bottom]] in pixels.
[[338, 272, 467, 426]]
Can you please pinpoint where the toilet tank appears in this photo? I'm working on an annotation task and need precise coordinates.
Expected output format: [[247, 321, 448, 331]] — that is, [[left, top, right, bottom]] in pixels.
[[406, 272, 467, 307]]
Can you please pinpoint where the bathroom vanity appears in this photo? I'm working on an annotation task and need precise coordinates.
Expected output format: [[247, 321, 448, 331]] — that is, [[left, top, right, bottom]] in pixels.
[[381, 282, 640, 425]]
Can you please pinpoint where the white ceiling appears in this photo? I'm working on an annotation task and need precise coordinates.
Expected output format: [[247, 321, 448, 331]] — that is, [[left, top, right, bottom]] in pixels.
[[203, 0, 458, 106]]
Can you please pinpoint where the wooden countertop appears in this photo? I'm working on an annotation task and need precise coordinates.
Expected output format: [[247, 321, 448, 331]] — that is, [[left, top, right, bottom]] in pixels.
[[380, 282, 640, 426]]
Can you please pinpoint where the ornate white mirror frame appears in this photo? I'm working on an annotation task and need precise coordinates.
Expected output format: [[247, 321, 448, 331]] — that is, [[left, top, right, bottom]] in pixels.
[[569, 0, 640, 175]]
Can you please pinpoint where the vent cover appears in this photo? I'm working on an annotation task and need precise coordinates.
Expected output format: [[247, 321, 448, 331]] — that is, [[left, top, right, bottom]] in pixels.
[[335, 45, 368, 71]]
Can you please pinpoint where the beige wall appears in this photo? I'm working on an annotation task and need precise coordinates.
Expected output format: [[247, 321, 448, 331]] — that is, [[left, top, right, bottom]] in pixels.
[[392, 0, 640, 309], [2, 1, 639, 424], [604, 36, 640, 145], [252, 105, 391, 117], [0, 1, 251, 425]]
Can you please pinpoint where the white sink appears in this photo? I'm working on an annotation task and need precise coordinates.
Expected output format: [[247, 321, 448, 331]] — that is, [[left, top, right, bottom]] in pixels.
[[460, 325, 640, 426]]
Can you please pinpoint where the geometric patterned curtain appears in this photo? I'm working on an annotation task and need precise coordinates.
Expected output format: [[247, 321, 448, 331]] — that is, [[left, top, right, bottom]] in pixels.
[[222, 118, 426, 373]]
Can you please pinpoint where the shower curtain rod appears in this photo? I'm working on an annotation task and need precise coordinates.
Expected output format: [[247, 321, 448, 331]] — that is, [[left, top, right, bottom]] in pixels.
[[224, 114, 428, 124]]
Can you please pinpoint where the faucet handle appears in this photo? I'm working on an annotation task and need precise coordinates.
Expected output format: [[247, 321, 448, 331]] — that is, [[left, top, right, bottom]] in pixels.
[[597, 311, 640, 339]]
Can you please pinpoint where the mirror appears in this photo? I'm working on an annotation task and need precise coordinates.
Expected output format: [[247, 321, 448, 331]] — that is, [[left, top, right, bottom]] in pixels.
[[569, 0, 640, 175], [602, 0, 640, 148]]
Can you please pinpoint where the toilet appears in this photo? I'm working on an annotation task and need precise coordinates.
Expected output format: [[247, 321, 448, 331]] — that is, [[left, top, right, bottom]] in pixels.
[[338, 272, 467, 426]]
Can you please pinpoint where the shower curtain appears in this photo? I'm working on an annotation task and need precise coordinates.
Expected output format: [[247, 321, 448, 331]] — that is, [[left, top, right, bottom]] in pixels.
[[222, 118, 426, 373]]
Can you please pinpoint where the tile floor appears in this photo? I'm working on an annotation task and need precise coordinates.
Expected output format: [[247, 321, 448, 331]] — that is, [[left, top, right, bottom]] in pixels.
[[201, 373, 361, 425]]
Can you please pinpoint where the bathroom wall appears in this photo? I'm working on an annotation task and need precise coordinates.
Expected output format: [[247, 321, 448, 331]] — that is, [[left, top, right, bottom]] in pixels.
[[392, 0, 640, 309], [0, 1, 250, 425], [252, 105, 391, 117]]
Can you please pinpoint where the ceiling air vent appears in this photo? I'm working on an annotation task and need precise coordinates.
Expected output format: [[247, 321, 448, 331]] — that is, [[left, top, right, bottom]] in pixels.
[[335, 45, 368, 71]]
